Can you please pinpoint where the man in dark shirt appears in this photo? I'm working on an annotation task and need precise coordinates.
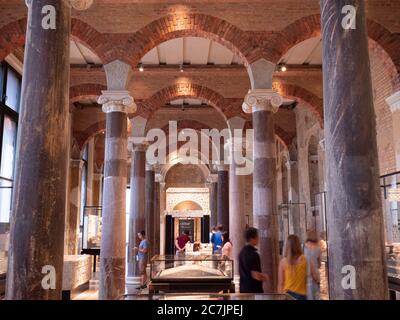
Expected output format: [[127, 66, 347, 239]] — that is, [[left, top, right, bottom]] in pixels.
[[175, 230, 191, 254], [239, 227, 269, 293]]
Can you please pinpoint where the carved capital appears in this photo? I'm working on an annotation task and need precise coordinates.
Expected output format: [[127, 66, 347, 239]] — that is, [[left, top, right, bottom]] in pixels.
[[242, 89, 283, 114], [206, 174, 218, 183], [98, 90, 137, 114]]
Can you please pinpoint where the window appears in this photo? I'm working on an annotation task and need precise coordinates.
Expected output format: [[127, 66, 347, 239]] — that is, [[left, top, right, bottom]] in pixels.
[[0, 62, 21, 275], [0, 62, 20, 224]]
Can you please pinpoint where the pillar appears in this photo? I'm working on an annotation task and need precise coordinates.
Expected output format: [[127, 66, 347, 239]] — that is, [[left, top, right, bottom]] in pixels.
[[217, 165, 229, 231], [98, 60, 136, 300], [159, 182, 166, 255], [145, 165, 156, 259], [66, 159, 84, 255], [154, 177, 161, 256], [207, 175, 218, 229], [92, 172, 103, 207], [320, 0, 388, 299], [127, 143, 146, 277], [243, 89, 283, 293], [6, 0, 72, 300], [229, 141, 246, 275]]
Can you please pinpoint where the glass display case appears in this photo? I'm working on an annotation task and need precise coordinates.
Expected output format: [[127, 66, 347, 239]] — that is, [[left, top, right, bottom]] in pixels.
[[150, 255, 233, 283], [81, 206, 102, 250], [149, 254, 235, 294]]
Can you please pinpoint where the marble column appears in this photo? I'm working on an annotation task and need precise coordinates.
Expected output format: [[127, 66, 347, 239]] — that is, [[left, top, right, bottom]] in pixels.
[[145, 165, 156, 259], [5, 0, 71, 300], [217, 165, 229, 232], [159, 182, 167, 255], [229, 141, 246, 276], [154, 178, 161, 256], [127, 143, 146, 277], [243, 89, 283, 293], [92, 172, 103, 207], [320, 0, 388, 299], [207, 175, 218, 229], [98, 61, 136, 300], [66, 159, 84, 255]]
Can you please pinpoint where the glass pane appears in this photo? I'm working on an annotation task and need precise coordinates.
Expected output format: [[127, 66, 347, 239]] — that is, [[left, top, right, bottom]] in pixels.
[[0, 116, 17, 180], [0, 178, 12, 223], [0, 64, 4, 101], [5, 67, 21, 112]]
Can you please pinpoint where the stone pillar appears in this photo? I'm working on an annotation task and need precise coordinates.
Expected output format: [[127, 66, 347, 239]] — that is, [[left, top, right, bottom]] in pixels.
[[98, 60, 136, 300], [154, 177, 161, 256], [217, 165, 229, 232], [5, 0, 72, 300], [207, 175, 218, 229], [92, 172, 103, 207], [127, 143, 146, 277], [243, 89, 283, 293], [145, 165, 156, 259], [159, 182, 167, 255], [320, 0, 388, 299], [229, 141, 246, 276], [66, 159, 84, 255]]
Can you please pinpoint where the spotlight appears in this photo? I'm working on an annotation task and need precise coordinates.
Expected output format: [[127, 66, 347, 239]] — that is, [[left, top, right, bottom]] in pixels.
[[280, 64, 287, 72], [138, 64, 144, 72], [180, 64, 184, 73]]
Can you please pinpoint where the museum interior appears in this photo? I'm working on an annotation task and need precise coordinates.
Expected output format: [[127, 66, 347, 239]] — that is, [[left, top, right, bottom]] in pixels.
[[0, 0, 399, 301]]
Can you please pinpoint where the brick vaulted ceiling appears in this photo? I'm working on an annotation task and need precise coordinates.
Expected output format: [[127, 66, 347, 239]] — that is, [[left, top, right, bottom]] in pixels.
[[1, 0, 400, 147]]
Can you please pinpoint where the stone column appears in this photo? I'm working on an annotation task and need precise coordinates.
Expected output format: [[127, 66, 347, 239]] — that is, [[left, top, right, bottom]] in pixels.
[[320, 0, 388, 299], [217, 165, 229, 232], [98, 60, 136, 300], [243, 89, 283, 293], [66, 159, 84, 255], [207, 175, 218, 229], [154, 176, 161, 256], [92, 172, 103, 207], [5, 0, 72, 300], [229, 141, 246, 276], [127, 143, 146, 277], [145, 165, 156, 259], [159, 182, 167, 255]]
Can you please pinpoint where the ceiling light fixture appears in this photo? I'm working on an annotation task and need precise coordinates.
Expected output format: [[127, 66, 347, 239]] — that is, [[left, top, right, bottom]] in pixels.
[[180, 64, 184, 73], [138, 63, 144, 72], [280, 64, 287, 72]]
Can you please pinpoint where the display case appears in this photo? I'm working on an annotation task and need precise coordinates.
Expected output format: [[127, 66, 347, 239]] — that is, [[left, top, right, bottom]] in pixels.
[[387, 243, 400, 299], [149, 255, 234, 293]]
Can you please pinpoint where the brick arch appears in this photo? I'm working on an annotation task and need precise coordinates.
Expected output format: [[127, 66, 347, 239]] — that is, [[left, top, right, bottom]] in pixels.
[[274, 82, 324, 126], [123, 14, 264, 68], [74, 120, 106, 150], [0, 18, 106, 63], [70, 83, 106, 103], [137, 83, 232, 120], [275, 14, 400, 91]]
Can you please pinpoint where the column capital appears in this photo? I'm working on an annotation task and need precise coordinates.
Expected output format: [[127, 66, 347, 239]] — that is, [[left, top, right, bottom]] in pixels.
[[93, 173, 103, 181], [216, 162, 229, 172], [242, 89, 283, 114], [206, 174, 218, 183], [386, 91, 400, 113], [70, 158, 84, 169], [98, 90, 137, 114], [319, 138, 326, 151]]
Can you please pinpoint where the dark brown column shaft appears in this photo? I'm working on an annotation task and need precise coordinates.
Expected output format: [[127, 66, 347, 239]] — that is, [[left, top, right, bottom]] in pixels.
[[217, 168, 229, 232], [154, 182, 161, 255], [66, 159, 83, 255], [252, 109, 279, 293], [209, 179, 218, 228], [320, 0, 388, 299], [128, 145, 146, 277], [99, 111, 128, 300], [145, 167, 155, 259], [5, 0, 70, 300]]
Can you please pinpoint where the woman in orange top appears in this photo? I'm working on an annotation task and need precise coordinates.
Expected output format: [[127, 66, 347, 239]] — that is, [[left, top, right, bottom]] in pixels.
[[278, 235, 319, 300]]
